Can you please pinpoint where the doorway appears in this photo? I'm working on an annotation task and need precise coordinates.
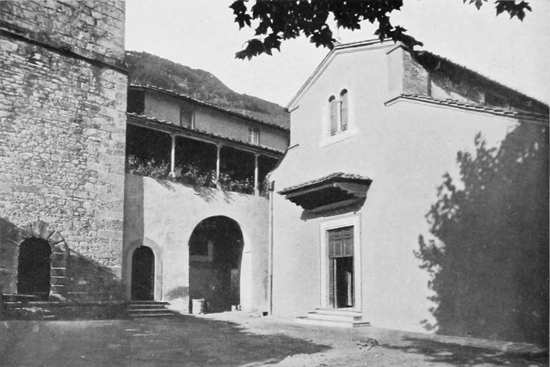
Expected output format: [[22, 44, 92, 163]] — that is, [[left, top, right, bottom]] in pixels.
[[328, 226, 354, 308], [131, 246, 155, 300], [17, 238, 51, 299]]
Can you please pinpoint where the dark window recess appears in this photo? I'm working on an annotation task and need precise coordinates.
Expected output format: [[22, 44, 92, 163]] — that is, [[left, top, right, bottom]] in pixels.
[[127, 89, 145, 114], [249, 127, 260, 144], [180, 107, 193, 128]]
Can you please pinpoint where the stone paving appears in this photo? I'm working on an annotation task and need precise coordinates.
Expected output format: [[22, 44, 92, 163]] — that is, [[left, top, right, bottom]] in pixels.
[[0, 313, 547, 366]]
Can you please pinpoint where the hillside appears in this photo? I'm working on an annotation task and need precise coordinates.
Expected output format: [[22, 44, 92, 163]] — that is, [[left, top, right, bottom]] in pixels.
[[125, 51, 289, 129]]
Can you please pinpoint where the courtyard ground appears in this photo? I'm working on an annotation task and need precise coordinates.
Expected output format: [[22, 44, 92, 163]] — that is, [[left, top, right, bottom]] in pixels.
[[0, 312, 547, 367]]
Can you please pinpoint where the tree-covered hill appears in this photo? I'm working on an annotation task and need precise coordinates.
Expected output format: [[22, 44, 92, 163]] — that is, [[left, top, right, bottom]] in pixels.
[[125, 51, 289, 129]]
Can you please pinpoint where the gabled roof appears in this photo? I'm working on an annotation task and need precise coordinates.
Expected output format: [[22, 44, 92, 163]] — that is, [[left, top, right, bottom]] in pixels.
[[287, 39, 548, 115], [287, 39, 391, 110]]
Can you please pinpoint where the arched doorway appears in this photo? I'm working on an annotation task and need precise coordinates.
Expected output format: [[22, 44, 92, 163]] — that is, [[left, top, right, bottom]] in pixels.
[[17, 238, 51, 299], [189, 216, 243, 313], [131, 246, 155, 300]]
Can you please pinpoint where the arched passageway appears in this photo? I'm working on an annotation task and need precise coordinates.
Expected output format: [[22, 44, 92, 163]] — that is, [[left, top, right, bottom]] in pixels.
[[17, 238, 51, 299], [131, 246, 155, 300], [189, 216, 243, 313]]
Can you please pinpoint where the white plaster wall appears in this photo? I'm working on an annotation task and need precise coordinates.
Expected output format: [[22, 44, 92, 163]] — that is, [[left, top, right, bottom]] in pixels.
[[123, 174, 269, 313], [271, 43, 518, 333]]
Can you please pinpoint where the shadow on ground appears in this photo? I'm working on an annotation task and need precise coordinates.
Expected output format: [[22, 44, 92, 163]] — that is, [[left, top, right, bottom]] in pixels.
[[0, 315, 330, 367], [382, 337, 549, 367]]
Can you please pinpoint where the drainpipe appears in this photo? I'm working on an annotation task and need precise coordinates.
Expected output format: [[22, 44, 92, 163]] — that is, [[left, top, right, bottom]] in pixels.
[[268, 180, 274, 315]]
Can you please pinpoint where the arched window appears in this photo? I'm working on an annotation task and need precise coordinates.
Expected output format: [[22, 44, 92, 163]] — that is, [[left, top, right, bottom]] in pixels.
[[339, 89, 348, 132], [329, 95, 338, 136]]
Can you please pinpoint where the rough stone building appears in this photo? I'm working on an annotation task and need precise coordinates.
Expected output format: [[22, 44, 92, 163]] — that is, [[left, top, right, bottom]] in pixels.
[[0, 0, 127, 309]]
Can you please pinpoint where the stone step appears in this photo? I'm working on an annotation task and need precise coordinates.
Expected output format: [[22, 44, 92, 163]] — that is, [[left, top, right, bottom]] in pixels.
[[127, 301, 176, 318], [313, 308, 363, 315], [128, 312, 176, 318], [306, 312, 363, 322], [128, 302, 168, 309], [128, 308, 173, 313], [2, 294, 42, 302], [296, 316, 370, 328]]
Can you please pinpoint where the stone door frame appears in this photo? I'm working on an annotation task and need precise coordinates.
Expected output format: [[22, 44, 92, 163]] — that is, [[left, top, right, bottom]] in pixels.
[[16, 220, 69, 299]]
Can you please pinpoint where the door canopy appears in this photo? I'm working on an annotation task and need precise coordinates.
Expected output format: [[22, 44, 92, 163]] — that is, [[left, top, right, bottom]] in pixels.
[[278, 172, 371, 211]]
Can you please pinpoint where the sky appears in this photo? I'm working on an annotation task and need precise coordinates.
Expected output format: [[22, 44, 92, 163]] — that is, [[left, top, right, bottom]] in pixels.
[[125, 0, 550, 107]]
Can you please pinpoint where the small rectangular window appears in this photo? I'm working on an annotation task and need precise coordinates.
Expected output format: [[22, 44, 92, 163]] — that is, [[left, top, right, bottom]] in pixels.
[[249, 127, 260, 144], [180, 107, 193, 128], [329, 98, 338, 136], [340, 91, 348, 131]]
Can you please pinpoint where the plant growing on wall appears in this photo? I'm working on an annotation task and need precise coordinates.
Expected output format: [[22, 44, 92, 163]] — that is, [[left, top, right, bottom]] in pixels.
[[126, 156, 256, 195], [126, 155, 170, 178]]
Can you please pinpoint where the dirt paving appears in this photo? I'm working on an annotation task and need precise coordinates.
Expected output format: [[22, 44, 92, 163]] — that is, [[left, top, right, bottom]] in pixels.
[[0, 312, 547, 367]]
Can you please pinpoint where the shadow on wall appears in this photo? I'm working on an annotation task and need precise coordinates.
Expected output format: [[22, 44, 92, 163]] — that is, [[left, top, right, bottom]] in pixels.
[[0, 219, 20, 294], [415, 122, 549, 345], [65, 249, 123, 301]]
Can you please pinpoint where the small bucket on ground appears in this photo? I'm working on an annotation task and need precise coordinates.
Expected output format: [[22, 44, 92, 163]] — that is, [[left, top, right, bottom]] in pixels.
[[191, 298, 206, 314]]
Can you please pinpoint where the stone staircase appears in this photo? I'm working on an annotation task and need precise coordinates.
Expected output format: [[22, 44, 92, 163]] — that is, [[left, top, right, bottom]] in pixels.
[[296, 308, 370, 328], [127, 301, 177, 318], [1, 294, 57, 320]]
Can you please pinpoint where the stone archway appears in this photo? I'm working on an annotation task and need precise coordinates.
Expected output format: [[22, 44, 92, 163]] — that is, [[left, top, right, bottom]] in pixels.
[[16, 220, 69, 299]]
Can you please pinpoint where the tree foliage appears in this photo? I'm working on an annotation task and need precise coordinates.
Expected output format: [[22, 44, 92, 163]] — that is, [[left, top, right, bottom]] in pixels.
[[231, 0, 532, 59], [415, 123, 548, 345]]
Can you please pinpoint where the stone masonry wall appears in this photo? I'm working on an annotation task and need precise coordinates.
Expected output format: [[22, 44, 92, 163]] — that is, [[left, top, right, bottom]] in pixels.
[[0, 0, 127, 301]]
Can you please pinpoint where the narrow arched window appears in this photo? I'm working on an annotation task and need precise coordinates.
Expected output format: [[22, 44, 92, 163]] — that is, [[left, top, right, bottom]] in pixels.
[[329, 95, 338, 136], [339, 89, 348, 132]]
